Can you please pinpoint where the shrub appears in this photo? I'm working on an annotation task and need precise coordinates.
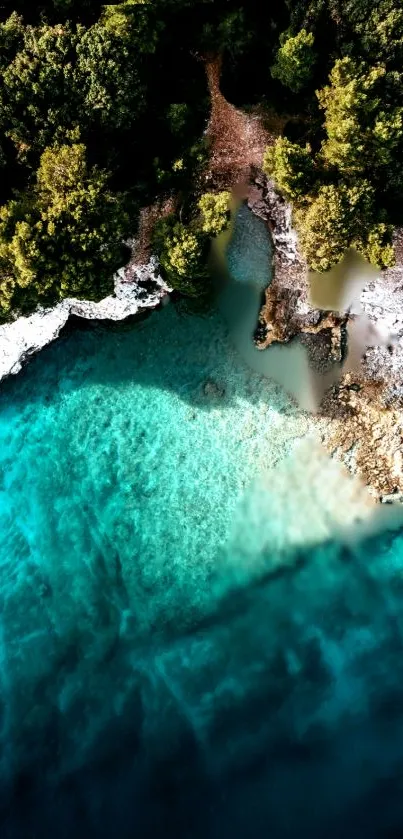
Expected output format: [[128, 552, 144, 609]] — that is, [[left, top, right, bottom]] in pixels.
[[198, 191, 231, 236], [152, 215, 210, 296], [152, 192, 231, 295], [271, 29, 316, 93], [294, 180, 394, 271], [263, 138, 316, 201], [0, 143, 128, 320]]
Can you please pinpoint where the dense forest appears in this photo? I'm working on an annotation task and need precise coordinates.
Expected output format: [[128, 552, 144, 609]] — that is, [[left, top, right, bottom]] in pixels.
[[0, 0, 402, 320]]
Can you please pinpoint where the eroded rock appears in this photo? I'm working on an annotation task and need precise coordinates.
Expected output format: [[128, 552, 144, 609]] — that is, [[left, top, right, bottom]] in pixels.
[[0, 257, 171, 383], [247, 173, 403, 499]]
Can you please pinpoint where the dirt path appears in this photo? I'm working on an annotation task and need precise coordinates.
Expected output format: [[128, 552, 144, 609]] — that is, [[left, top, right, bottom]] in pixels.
[[204, 56, 274, 189], [132, 56, 276, 261]]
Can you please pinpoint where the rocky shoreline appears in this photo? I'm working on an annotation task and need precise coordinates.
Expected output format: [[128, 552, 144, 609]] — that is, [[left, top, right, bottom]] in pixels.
[[0, 176, 402, 500], [0, 256, 171, 383], [248, 172, 403, 501]]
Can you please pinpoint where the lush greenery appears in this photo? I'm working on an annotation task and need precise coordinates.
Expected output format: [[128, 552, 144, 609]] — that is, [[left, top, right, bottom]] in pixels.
[[271, 29, 316, 93], [264, 0, 403, 270], [0, 144, 129, 315], [152, 191, 230, 295], [0, 0, 403, 318]]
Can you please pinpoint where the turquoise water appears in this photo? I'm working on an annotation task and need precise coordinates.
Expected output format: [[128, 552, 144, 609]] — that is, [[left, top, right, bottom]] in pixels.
[[1, 209, 403, 837], [0, 302, 310, 649]]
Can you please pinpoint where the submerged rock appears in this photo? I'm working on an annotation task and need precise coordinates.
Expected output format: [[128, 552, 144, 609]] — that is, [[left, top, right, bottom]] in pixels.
[[0, 257, 171, 384], [203, 379, 226, 399]]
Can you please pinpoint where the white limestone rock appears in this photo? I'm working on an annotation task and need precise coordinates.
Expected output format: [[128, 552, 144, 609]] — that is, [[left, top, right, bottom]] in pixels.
[[0, 257, 171, 383]]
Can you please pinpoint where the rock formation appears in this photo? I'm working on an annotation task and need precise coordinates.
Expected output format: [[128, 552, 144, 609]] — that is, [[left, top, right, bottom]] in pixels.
[[0, 257, 171, 383], [247, 171, 403, 500]]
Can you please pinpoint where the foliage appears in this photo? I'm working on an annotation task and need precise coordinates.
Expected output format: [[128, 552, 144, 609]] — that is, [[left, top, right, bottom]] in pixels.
[[101, 1, 148, 37], [166, 103, 191, 136], [294, 181, 395, 271], [0, 144, 128, 320], [0, 11, 24, 70], [318, 58, 403, 181], [1, 21, 81, 160], [198, 191, 230, 236], [1, 0, 403, 317], [152, 192, 230, 294], [271, 29, 316, 92], [76, 21, 146, 131], [263, 138, 316, 201], [152, 214, 210, 296]]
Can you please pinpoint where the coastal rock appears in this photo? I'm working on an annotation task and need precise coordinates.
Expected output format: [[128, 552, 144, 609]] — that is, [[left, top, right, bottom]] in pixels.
[[248, 173, 403, 384], [260, 285, 346, 362], [247, 174, 403, 498], [248, 174, 345, 354], [0, 257, 171, 383], [248, 174, 299, 264]]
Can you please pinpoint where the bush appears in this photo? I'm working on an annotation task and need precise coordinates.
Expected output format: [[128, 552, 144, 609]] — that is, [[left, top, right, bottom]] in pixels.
[[197, 191, 231, 236], [294, 180, 395, 271], [263, 138, 316, 201], [0, 143, 128, 320], [152, 193, 231, 296], [152, 215, 210, 296], [271, 29, 316, 93]]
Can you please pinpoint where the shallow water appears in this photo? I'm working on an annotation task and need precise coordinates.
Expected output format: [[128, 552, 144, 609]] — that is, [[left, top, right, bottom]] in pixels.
[[1, 210, 403, 837]]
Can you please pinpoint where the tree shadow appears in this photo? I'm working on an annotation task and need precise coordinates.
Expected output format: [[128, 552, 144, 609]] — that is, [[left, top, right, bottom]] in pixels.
[[2, 525, 403, 838]]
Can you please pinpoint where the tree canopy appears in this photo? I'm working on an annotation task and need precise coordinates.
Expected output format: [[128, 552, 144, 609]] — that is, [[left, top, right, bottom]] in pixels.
[[0, 143, 129, 319], [264, 0, 403, 269], [1, 0, 403, 318]]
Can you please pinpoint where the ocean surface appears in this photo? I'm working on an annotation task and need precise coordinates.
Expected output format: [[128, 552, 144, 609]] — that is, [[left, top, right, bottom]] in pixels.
[[1, 208, 403, 837]]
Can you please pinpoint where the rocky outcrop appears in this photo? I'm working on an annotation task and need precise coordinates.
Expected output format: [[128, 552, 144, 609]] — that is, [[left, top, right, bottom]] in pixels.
[[0, 257, 171, 383], [248, 173, 347, 366], [247, 172, 403, 499], [248, 171, 403, 379], [248, 170, 299, 264]]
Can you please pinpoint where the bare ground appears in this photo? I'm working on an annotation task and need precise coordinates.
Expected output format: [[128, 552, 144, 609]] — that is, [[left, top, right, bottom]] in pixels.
[[203, 56, 273, 189]]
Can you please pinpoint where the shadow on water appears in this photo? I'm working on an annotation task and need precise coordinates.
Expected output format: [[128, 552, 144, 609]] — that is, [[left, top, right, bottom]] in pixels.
[[0, 298, 297, 418], [2, 524, 403, 837], [0, 204, 342, 418], [0, 204, 290, 417]]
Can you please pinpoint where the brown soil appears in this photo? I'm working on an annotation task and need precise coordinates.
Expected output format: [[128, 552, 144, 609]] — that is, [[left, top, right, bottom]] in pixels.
[[130, 196, 178, 265], [132, 55, 280, 261], [203, 56, 273, 190]]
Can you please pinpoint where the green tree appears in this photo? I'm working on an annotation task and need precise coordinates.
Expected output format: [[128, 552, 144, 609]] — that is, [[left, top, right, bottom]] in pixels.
[[326, 0, 403, 65], [263, 138, 316, 201], [318, 58, 403, 179], [271, 29, 316, 93], [0, 11, 24, 71], [101, 1, 153, 39], [0, 143, 128, 320], [76, 20, 146, 131], [294, 180, 394, 271], [1, 22, 81, 161], [152, 190, 231, 295], [152, 214, 210, 296], [198, 191, 230, 236]]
